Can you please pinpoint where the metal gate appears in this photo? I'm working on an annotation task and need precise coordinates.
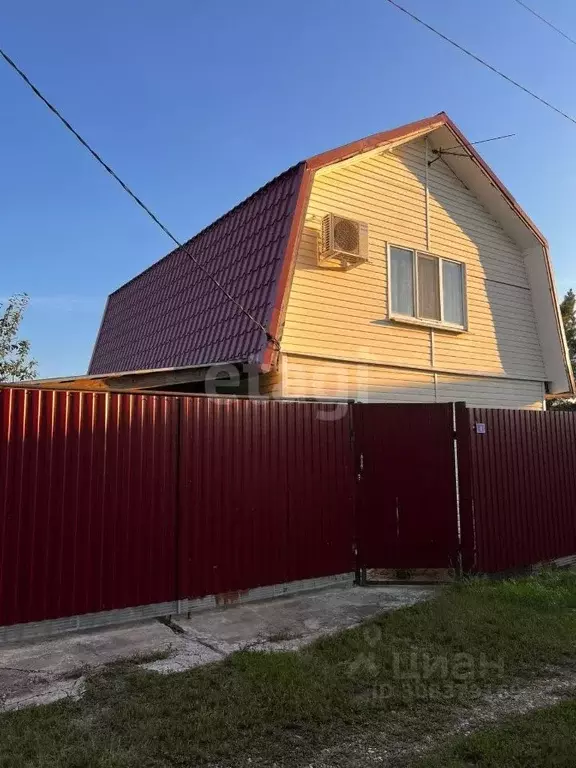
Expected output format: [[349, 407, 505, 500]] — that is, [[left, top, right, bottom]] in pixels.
[[355, 403, 460, 571]]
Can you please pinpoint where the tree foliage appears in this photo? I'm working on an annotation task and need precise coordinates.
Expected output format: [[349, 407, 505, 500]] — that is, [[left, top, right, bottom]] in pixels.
[[0, 294, 37, 382], [560, 289, 576, 369], [549, 289, 576, 410]]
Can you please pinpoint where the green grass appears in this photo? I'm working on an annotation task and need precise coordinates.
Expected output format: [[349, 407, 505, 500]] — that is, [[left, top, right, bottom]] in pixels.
[[3, 571, 576, 767], [414, 698, 576, 767]]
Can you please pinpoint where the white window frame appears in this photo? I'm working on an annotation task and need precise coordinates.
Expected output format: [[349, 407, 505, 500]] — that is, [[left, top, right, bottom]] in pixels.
[[387, 244, 468, 331]]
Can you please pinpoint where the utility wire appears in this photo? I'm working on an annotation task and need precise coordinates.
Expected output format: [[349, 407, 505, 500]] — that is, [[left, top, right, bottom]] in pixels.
[[429, 136, 517, 166], [512, 0, 576, 47], [384, 0, 576, 127], [0, 46, 280, 350], [439, 133, 516, 152]]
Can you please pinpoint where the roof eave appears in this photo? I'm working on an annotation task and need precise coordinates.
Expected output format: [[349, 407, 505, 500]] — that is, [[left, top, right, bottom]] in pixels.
[[306, 112, 448, 171], [260, 162, 311, 371], [10, 358, 250, 393]]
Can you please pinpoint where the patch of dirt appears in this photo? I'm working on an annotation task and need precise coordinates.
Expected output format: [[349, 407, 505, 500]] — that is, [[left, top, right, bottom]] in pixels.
[[2, 676, 86, 713], [367, 568, 455, 584]]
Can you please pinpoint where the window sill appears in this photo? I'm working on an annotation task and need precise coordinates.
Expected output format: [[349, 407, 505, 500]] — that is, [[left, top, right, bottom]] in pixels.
[[389, 315, 467, 334]]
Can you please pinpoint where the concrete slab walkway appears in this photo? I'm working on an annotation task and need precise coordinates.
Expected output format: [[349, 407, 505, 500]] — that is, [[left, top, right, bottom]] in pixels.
[[0, 584, 436, 712]]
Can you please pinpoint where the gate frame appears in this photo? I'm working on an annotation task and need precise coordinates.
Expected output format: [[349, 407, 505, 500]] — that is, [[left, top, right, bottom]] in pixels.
[[354, 401, 464, 579]]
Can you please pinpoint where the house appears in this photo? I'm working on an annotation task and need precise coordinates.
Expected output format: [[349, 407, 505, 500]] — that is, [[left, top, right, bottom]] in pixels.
[[83, 112, 573, 408]]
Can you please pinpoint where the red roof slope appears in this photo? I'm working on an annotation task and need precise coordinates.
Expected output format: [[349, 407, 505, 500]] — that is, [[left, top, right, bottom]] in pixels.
[[89, 163, 305, 375]]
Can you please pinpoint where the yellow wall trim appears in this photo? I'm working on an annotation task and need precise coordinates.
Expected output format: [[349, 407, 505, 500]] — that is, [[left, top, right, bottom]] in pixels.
[[284, 351, 546, 385], [280, 355, 544, 410]]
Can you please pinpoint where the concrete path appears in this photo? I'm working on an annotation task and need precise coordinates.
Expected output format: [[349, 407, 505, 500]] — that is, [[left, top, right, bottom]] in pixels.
[[0, 584, 436, 712]]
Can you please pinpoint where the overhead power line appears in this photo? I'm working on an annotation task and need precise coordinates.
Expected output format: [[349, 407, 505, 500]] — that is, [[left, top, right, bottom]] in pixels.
[[384, 0, 576, 127], [463, 133, 516, 147], [440, 133, 516, 152], [512, 0, 576, 47], [0, 46, 280, 351], [429, 134, 517, 166]]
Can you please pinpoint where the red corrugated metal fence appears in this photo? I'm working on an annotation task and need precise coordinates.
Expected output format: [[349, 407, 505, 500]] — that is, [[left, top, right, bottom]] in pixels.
[[178, 398, 355, 600], [0, 388, 178, 627], [5, 386, 576, 632], [457, 406, 576, 573], [0, 388, 356, 629]]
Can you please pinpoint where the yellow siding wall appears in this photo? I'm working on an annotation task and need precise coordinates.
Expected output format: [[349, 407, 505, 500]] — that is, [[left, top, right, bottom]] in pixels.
[[279, 137, 546, 410], [282, 355, 435, 402], [281, 355, 543, 410], [427, 151, 545, 377], [259, 369, 282, 397], [435, 375, 543, 410]]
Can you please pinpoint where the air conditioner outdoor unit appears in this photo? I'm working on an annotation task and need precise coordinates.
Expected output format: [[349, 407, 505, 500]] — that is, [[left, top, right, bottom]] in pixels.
[[318, 213, 369, 269]]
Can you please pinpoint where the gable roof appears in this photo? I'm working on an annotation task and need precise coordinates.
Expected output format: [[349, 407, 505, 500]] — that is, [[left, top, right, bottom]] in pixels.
[[89, 162, 305, 375], [88, 113, 573, 394]]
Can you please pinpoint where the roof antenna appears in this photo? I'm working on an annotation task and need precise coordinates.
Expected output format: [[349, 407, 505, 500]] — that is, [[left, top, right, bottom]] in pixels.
[[428, 133, 516, 166]]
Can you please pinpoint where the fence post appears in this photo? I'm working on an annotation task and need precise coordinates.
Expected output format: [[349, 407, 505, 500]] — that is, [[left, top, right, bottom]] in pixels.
[[174, 396, 183, 615], [454, 401, 475, 574], [350, 401, 366, 585]]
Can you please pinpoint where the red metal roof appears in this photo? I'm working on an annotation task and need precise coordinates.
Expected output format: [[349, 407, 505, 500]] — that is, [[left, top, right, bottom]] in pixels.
[[90, 112, 561, 380], [89, 163, 305, 375]]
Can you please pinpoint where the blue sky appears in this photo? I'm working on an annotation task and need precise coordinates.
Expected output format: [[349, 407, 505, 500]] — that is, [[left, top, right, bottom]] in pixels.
[[2, 0, 576, 377]]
